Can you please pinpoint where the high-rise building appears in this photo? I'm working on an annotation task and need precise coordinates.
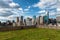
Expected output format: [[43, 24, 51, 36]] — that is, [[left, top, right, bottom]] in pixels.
[[40, 16, 44, 25], [56, 16, 60, 22], [38, 16, 41, 25], [12, 20, 16, 27], [32, 15, 36, 25], [44, 11, 49, 24], [26, 17, 32, 26], [43, 15, 49, 24], [16, 17, 19, 23], [36, 16, 41, 25], [24, 19, 26, 26], [16, 17, 20, 26], [21, 16, 23, 21], [36, 17, 39, 25], [20, 16, 24, 25]]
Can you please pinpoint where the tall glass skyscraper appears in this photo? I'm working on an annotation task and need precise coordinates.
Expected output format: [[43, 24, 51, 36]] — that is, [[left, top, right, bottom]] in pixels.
[[21, 16, 23, 21], [33, 15, 36, 20], [33, 15, 36, 25], [43, 11, 49, 24]]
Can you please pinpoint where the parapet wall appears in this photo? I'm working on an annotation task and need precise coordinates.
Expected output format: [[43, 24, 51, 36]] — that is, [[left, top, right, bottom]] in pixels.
[[0, 25, 36, 31]]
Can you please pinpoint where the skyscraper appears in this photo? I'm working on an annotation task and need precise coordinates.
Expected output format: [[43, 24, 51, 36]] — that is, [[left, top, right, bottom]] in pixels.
[[45, 11, 49, 24], [32, 15, 36, 25], [21, 16, 23, 21], [24, 19, 26, 26], [38, 16, 41, 25], [20, 16, 24, 25], [16, 17, 20, 26], [16, 17, 19, 23], [26, 17, 32, 26], [56, 16, 60, 22], [12, 20, 16, 27], [40, 16, 44, 25]]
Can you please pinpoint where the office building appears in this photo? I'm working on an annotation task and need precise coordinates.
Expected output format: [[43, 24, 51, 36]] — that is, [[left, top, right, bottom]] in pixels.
[[12, 20, 16, 27], [21, 16, 23, 21], [43, 15, 49, 24], [16, 17, 19, 23], [38, 16, 41, 25], [56, 16, 60, 22], [26, 17, 32, 26], [32, 16, 36, 25], [20, 16, 24, 25], [24, 19, 26, 26], [16, 17, 20, 26], [36, 16, 41, 25], [40, 16, 44, 25], [36, 16, 38, 25]]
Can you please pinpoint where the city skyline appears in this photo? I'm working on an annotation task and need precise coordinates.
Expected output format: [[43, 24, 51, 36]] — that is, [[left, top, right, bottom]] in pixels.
[[0, 0, 60, 22]]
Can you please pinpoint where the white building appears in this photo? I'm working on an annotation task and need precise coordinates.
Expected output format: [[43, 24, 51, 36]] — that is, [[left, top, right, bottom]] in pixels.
[[26, 18, 32, 26], [16, 17, 20, 26], [56, 16, 60, 22], [40, 16, 44, 24]]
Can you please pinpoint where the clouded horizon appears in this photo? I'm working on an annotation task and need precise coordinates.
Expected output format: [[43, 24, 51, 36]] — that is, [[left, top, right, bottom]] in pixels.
[[0, 0, 60, 22]]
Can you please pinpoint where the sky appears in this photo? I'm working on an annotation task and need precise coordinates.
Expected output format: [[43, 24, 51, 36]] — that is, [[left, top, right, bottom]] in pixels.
[[0, 0, 60, 22]]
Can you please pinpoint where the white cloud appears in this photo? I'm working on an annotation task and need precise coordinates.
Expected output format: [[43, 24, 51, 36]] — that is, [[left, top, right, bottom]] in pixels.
[[33, 0, 59, 18], [0, 0, 24, 22], [33, 2, 44, 9], [40, 14, 46, 16], [0, 0, 20, 8], [57, 11, 60, 16], [9, 2, 19, 8], [24, 16, 32, 19], [0, 16, 8, 22], [0, 16, 8, 19], [27, 6, 31, 9], [57, 0, 60, 11], [57, 8, 60, 11], [24, 6, 31, 11], [3, 0, 12, 3], [33, 0, 57, 9], [0, 8, 6, 13], [49, 12, 56, 16], [38, 10, 45, 13], [18, 8, 23, 11], [59, 0, 60, 1], [8, 15, 19, 21], [24, 9, 29, 11]]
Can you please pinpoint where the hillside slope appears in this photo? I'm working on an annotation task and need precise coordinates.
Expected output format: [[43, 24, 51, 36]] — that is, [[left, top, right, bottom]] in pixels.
[[0, 28, 60, 40]]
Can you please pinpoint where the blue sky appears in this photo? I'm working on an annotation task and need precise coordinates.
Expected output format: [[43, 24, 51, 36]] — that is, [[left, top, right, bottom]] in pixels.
[[13, 0, 57, 18], [0, 0, 60, 22], [13, 0, 40, 16], [13, 0, 39, 8]]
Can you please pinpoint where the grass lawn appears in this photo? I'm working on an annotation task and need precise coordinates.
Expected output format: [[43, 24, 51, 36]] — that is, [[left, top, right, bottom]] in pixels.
[[0, 28, 60, 40]]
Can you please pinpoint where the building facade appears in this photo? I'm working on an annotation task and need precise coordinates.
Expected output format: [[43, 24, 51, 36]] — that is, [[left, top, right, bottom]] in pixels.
[[56, 16, 60, 22], [26, 17, 32, 26], [20, 16, 24, 25], [32, 16, 36, 25], [16, 17, 20, 26], [40, 16, 44, 25]]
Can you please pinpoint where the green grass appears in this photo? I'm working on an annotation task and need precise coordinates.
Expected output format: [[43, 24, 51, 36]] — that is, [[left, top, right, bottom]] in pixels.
[[0, 28, 60, 40]]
